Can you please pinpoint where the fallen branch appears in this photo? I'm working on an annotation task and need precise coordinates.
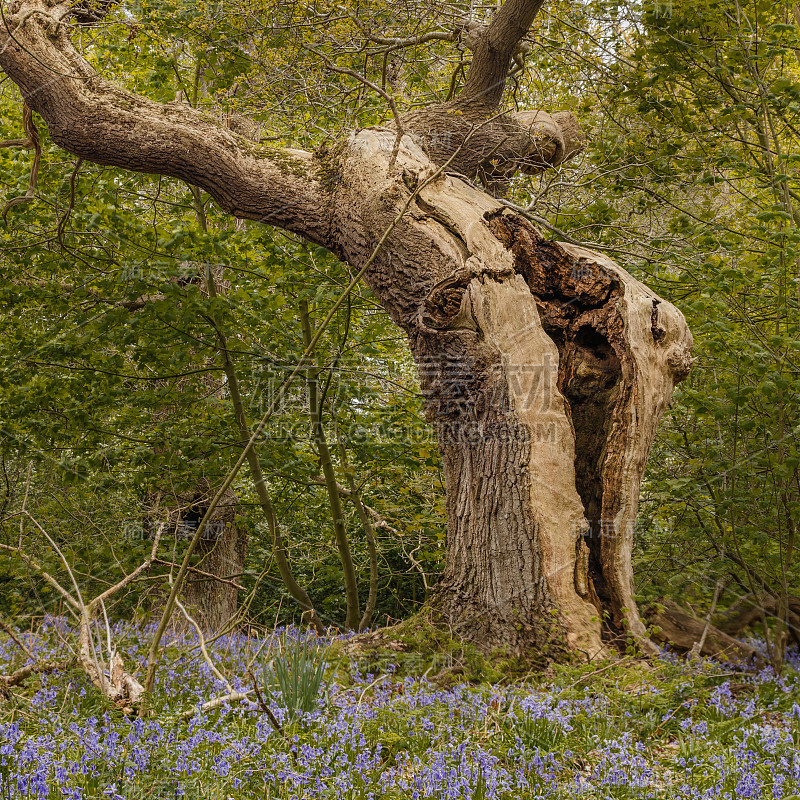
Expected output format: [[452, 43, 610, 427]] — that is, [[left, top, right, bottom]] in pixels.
[[714, 592, 800, 646], [2, 512, 163, 713], [179, 690, 253, 720], [646, 599, 762, 666], [248, 669, 285, 735], [0, 659, 77, 689]]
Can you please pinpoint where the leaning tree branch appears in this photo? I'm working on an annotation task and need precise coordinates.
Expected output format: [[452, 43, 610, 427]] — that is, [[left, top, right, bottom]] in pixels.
[[86, 521, 162, 614], [0, 617, 36, 661], [0, 0, 333, 244], [307, 476, 400, 535]]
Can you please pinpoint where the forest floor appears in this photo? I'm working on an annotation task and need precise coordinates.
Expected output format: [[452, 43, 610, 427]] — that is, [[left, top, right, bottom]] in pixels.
[[0, 618, 798, 799]]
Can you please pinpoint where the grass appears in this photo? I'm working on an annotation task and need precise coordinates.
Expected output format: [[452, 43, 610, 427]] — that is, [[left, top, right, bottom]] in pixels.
[[0, 617, 798, 799]]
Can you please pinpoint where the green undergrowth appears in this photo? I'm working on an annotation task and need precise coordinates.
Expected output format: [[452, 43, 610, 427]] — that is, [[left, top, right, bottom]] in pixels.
[[1, 620, 799, 799]]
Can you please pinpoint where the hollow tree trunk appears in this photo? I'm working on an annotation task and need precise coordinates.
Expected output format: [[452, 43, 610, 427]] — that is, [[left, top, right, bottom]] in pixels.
[[330, 129, 694, 656], [0, 0, 693, 657]]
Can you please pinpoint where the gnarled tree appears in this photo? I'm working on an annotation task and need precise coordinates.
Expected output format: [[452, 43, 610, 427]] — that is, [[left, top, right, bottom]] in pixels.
[[0, 0, 693, 657]]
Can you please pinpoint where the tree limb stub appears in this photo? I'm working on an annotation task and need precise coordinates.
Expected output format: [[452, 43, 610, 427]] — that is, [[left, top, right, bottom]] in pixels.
[[396, 0, 581, 194]]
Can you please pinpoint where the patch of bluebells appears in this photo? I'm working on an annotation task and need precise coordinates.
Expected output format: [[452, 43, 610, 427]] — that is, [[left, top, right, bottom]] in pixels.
[[0, 618, 799, 799]]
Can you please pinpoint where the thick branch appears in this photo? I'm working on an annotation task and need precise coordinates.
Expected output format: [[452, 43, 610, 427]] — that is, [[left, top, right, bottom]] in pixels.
[[0, 0, 332, 244], [400, 107, 584, 196], [458, 0, 546, 112]]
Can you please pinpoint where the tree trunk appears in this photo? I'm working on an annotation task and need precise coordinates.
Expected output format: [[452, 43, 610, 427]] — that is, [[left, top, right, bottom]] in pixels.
[[330, 128, 694, 656], [147, 266, 246, 633], [148, 481, 243, 633], [174, 482, 243, 632]]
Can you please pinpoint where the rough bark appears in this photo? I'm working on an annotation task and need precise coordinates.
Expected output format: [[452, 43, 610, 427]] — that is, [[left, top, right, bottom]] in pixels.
[[328, 128, 692, 655], [166, 481, 243, 632], [0, 0, 694, 657]]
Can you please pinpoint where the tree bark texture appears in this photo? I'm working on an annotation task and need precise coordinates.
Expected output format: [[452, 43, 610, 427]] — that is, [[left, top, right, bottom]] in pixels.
[[327, 128, 693, 655], [172, 482, 242, 632], [148, 481, 242, 633], [0, 0, 693, 656]]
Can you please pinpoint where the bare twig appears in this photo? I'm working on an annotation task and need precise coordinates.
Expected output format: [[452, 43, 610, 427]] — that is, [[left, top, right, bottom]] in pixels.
[[173, 591, 233, 694], [0, 618, 36, 662], [247, 669, 285, 735], [308, 46, 406, 169]]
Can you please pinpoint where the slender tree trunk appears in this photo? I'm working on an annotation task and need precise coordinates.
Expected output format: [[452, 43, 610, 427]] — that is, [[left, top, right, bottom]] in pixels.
[[206, 276, 324, 634], [299, 299, 361, 629]]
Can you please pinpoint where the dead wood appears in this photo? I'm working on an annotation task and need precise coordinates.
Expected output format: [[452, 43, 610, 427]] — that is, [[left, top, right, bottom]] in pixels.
[[646, 599, 762, 665]]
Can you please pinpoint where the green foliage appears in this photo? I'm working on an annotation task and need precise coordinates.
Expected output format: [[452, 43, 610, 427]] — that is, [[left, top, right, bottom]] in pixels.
[[0, 0, 796, 639], [259, 632, 329, 723]]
